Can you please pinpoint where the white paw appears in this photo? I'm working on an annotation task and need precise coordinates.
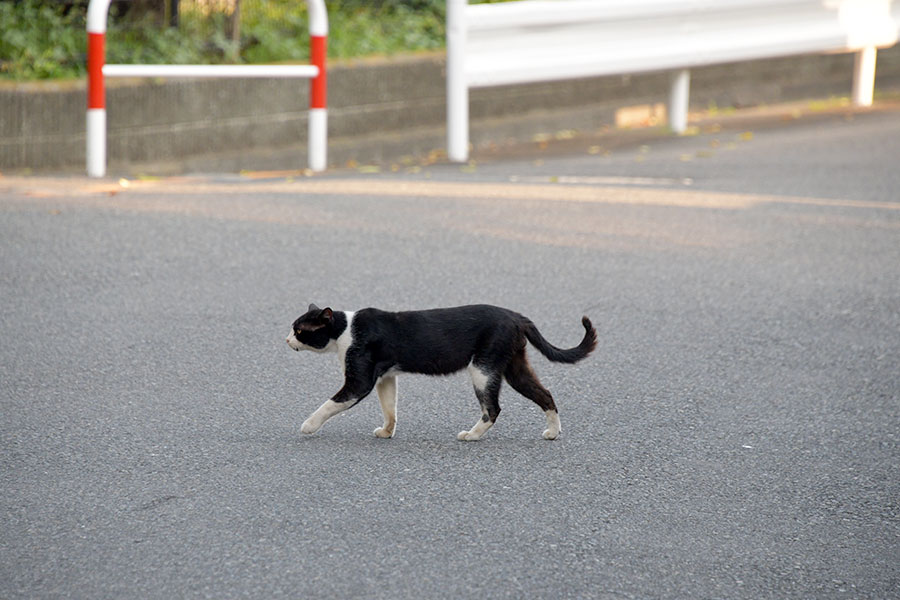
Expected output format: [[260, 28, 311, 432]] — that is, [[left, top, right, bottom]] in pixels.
[[542, 428, 559, 440], [300, 419, 319, 435], [374, 427, 394, 439], [457, 430, 480, 442]]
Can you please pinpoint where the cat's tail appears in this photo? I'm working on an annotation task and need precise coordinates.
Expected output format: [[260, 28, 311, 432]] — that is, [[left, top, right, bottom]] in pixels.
[[523, 316, 597, 364]]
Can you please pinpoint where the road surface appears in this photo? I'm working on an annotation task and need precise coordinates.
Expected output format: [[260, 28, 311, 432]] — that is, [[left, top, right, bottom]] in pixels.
[[2, 106, 898, 598]]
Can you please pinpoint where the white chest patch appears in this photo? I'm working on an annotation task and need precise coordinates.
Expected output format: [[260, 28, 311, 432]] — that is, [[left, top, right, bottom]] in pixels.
[[336, 311, 355, 374]]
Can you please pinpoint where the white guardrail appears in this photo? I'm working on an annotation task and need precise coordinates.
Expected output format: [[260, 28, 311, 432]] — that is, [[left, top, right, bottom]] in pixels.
[[86, 0, 328, 177], [446, 0, 900, 162]]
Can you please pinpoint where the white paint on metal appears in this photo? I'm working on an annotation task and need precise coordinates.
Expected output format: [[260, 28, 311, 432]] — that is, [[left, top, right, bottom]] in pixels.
[[852, 46, 877, 106], [307, 0, 329, 37], [86, 109, 106, 178], [668, 69, 690, 135], [308, 108, 328, 172], [446, 0, 900, 162], [86, 0, 111, 33], [447, 0, 469, 163], [103, 64, 318, 79], [460, 0, 900, 89]]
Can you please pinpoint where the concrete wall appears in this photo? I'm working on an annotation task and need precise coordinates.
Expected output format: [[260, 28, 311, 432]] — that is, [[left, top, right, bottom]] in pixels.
[[2, 46, 900, 175]]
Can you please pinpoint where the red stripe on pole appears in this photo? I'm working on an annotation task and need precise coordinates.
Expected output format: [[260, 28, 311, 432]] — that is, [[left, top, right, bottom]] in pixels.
[[87, 32, 105, 109], [310, 35, 327, 109]]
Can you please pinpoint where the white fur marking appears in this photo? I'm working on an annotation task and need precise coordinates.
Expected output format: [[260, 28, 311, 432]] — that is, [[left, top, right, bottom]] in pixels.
[[374, 375, 398, 438], [467, 361, 490, 392], [458, 418, 493, 441], [543, 410, 561, 440], [301, 399, 349, 434], [286, 332, 302, 351], [335, 311, 355, 374]]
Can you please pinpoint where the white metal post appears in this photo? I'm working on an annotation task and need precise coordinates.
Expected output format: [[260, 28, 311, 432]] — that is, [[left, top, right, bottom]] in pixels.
[[852, 46, 877, 107], [668, 68, 690, 134], [446, 0, 469, 163]]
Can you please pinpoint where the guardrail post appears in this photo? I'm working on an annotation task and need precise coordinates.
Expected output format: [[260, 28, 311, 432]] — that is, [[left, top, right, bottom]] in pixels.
[[86, 0, 327, 177], [669, 68, 690, 134], [446, 0, 469, 163], [86, 0, 112, 177], [307, 0, 328, 171], [852, 46, 877, 107]]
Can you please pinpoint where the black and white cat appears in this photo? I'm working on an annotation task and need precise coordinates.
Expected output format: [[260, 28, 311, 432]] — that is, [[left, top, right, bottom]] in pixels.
[[286, 304, 597, 441]]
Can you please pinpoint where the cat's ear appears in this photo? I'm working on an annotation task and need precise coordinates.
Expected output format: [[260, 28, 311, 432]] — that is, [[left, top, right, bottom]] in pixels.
[[307, 303, 320, 313], [320, 307, 334, 322]]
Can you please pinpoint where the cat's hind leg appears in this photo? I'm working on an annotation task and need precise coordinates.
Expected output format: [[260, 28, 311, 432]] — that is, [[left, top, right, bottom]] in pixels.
[[504, 349, 561, 440], [458, 362, 501, 441], [374, 375, 398, 438]]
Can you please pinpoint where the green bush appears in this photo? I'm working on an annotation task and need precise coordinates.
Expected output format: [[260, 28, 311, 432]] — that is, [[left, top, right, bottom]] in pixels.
[[326, 2, 445, 60], [0, 0, 488, 80], [107, 15, 234, 66], [0, 0, 87, 79]]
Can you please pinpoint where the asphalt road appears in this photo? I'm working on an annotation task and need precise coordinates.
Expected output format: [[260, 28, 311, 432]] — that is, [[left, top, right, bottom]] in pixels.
[[2, 106, 898, 599]]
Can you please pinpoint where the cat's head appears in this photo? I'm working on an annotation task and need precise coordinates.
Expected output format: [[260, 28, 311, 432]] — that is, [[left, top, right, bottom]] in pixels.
[[286, 304, 340, 352]]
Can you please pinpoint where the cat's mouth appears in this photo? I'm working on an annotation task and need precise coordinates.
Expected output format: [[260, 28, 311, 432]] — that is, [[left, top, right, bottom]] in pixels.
[[286, 335, 301, 351]]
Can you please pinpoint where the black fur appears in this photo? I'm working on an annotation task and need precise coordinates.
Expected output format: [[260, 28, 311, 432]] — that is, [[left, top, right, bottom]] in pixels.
[[289, 304, 597, 438]]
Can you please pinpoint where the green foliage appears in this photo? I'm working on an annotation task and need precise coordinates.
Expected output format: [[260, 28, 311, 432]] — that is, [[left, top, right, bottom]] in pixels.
[[107, 14, 235, 66], [0, 0, 87, 79], [0, 0, 462, 80], [238, 1, 314, 64], [326, 2, 445, 60], [239, 0, 446, 64]]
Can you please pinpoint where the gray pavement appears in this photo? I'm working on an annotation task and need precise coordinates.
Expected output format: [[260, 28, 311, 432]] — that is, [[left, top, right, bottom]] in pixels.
[[2, 106, 899, 599]]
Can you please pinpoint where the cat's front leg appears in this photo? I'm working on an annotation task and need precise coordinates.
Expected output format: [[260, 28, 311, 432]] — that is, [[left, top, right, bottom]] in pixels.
[[301, 366, 375, 435], [374, 375, 398, 438], [301, 400, 350, 434]]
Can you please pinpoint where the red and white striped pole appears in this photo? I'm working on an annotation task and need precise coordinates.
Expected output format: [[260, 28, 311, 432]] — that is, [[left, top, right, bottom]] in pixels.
[[86, 0, 327, 177], [307, 0, 328, 172], [86, 0, 112, 178]]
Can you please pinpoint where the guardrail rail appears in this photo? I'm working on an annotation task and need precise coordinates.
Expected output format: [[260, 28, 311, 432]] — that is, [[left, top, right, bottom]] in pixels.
[[447, 0, 900, 162]]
